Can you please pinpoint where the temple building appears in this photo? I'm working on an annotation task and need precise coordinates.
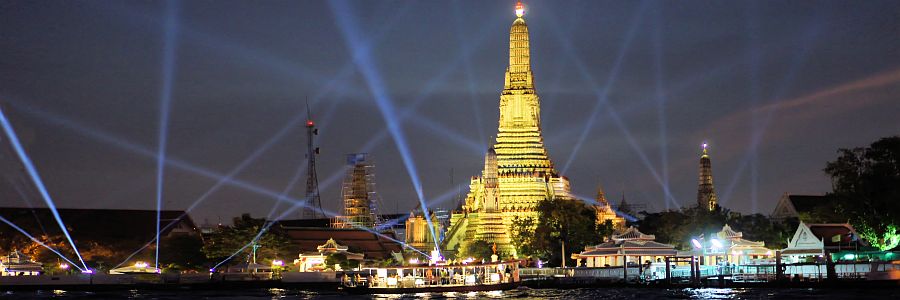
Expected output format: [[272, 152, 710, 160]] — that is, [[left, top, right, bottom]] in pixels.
[[593, 186, 625, 229], [697, 143, 718, 211], [444, 2, 575, 258], [295, 238, 364, 272], [694, 224, 773, 266], [332, 153, 381, 229], [0, 250, 43, 276], [572, 227, 677, 267], [770, 193, 834, 222], [405, 208, 443, 254], [781, 222, 869, 263]]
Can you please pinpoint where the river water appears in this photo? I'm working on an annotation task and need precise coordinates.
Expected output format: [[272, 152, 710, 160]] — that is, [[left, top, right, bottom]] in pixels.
[[3, 287, 897, 299]]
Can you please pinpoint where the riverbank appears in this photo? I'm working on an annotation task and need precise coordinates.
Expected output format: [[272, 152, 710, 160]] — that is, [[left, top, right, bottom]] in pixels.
[[3, 286, 900, 299], [2, 274, 898, 292]]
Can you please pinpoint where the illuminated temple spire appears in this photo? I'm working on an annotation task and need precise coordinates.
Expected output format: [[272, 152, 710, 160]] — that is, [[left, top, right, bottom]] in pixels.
[[697, 142, 719, 211], [495, 0, 554, 176], [443, 1, 572, 258], [505, 1, 533, 92], [593, 185, 625, 228]]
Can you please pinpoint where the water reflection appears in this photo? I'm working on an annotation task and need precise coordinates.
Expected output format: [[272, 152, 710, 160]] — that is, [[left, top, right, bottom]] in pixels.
[[0, 287, 894, 299]]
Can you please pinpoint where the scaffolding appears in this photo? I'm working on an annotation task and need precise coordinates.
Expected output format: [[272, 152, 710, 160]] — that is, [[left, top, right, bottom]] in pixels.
[[332, 153, 382, 229]]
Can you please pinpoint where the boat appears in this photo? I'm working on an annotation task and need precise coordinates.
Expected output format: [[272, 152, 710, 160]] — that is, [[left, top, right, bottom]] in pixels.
[[340, 260, 521, 294], [866, 261, 900, 281]]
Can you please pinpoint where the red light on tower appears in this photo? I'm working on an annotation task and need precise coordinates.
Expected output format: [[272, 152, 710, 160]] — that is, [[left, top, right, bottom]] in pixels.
[[515, 1, 524, 17], [306, 120, 315, 127]]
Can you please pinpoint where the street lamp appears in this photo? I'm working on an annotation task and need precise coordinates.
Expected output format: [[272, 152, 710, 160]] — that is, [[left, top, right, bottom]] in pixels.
[[691, 239, 703, 249]]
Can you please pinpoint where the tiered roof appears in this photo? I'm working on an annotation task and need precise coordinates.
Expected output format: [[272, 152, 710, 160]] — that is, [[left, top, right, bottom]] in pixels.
[[613, 226, 655, 242], [575, 227, 677, 257]]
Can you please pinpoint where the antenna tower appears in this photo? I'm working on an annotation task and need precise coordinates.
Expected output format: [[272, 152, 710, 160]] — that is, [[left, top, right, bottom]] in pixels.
[[303, 100, 325, 219]]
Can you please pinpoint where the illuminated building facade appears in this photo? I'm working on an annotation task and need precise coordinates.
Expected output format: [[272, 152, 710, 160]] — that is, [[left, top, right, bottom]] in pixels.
[[593, 186, 625, 229], [444, 2, 573, 258], [405, 210, 443, 254], [697, 143, 718, 211]]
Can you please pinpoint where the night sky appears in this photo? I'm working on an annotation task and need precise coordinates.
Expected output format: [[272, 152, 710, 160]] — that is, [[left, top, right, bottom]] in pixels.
[[1, 0, 899, 225]]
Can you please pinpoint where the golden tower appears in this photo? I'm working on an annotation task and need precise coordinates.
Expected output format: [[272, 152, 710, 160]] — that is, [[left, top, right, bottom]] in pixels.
[[443, 1, 572, 258], [697, 143, 719, 211]]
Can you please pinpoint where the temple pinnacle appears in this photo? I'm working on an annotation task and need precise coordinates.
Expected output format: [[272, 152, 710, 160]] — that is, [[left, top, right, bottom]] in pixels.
[[515, 1, 525, 18], [697, 141, 718, 211]]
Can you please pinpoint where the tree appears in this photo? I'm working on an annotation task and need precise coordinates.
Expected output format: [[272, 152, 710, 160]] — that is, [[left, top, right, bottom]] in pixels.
[[638, 207, 794, 250], [79, 241, 117, 271], [160, 234, 207, 272], [324, 253, 358, 270], [458, 240, 494, 261], [19, 235, 77, 272], [202, 214, 292, 264], [510, 197, 604, 267], [372, 257, 399, 267], [638, 207, 730, 249], [729, 213, 796, 249], [824, 136, 900, 250], [510, 217, 549, 260]]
